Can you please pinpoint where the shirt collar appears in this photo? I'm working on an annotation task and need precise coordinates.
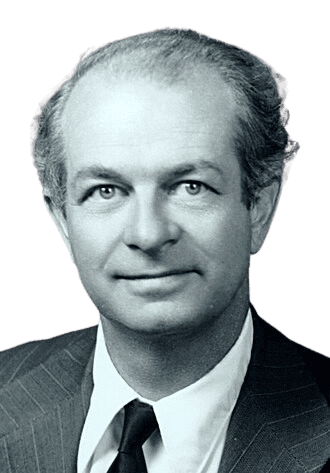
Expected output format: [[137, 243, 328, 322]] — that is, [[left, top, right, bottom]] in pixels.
[[79, 310, 253, 472], [147, 310, 253, 470]]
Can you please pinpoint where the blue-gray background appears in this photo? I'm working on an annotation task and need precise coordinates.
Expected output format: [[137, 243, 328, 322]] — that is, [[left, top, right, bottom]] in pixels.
[[1, 0, 329, 355]]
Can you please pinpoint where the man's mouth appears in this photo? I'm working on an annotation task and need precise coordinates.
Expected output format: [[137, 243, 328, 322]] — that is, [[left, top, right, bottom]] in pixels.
[[115, 269, 196, 280], [113, 269, 199, 297]]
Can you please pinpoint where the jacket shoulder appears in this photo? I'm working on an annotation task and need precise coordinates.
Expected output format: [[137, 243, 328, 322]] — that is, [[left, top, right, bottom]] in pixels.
[[0, 326, 97, 388], [252, 307, 330, 403]]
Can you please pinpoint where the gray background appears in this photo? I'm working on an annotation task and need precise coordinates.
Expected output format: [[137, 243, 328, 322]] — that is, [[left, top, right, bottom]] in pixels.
[[1, 1, 329, 355]]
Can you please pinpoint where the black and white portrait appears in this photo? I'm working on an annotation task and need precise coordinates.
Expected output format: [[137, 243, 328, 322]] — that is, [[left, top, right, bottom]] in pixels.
[[1, 3, 329, 472]]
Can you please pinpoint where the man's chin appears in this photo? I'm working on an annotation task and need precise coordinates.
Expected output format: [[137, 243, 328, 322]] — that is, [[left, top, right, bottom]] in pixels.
[[100, 298, 217, 340]]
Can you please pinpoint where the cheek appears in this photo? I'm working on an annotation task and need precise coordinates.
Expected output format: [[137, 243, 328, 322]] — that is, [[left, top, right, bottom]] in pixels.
[[67, 216, 114, 270], [190, 206, 252, 291], [190, 204, 251, 259], [225, 210, 251, 255]]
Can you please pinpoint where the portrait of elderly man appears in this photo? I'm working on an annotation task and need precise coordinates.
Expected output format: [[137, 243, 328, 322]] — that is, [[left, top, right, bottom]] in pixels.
[[0, 29, 329, 473]]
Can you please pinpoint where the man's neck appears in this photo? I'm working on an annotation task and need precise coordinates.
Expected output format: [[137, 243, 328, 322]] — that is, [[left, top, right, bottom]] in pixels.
[[101, 292, 250, 401]]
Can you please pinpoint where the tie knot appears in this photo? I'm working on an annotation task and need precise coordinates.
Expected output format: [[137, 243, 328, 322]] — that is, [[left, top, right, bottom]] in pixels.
[[119, 399, 158, 453]]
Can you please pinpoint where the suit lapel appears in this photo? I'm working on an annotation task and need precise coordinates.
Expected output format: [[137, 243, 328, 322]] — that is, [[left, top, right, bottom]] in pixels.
[[2, 315, 329, 472], [52, 347, 94, 473], [218, 380, 308, 473], [219, 308, 330, 473], [1, 327, 96, 473]]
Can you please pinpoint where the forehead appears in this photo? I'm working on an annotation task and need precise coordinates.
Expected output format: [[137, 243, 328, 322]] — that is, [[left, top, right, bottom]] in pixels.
[[62, 69, 240, 178], [64, 66, 237, 129]]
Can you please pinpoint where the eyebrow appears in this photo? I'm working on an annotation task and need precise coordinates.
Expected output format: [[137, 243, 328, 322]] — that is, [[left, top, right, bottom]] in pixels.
[[160, 160, 224, 182], [72, 166, 128, 187], [72, 159, 224, 189], [71, 166, 134, 195]]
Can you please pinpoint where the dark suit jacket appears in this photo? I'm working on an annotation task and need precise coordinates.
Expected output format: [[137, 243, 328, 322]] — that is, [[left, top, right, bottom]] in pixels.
[[1, 306, 330, 472]]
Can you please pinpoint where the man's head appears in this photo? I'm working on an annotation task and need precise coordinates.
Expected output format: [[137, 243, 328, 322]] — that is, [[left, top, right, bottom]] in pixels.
[[32, 29, 298, 339], [34, 28, 298, 216]]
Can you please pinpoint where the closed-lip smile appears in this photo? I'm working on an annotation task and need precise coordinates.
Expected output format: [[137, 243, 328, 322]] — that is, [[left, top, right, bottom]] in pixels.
[[113, 269, 199, 298], [115, 270, 196, 280]]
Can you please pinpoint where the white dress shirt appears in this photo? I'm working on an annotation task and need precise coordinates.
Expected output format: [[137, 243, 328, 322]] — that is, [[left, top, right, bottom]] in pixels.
[[78, 310, 253, 473]]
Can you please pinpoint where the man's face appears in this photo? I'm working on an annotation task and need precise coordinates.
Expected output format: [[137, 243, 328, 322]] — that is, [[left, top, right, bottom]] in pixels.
[[59, 70, 257, 336]]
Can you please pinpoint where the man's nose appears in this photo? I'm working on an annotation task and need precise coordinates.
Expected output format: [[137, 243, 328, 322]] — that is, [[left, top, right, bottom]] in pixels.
[[123, 194, 181, 254]]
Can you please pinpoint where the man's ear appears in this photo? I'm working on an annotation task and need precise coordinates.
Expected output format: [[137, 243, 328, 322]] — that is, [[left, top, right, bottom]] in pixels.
[[249, 180, 281, 255], [44, 196, 75, 262]]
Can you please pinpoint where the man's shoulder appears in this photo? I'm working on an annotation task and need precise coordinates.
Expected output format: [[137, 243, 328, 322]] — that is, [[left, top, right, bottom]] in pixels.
[[252, 308, 330, 402], [252, 306, 330, 362], [0, 325, 98, 388]]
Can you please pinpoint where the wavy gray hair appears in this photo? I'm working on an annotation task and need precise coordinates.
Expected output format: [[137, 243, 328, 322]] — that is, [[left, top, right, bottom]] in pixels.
[[33, 28, 299, 215]]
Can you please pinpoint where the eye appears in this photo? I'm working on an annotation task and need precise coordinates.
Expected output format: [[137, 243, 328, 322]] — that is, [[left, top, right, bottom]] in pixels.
[[84, 184, 123, 202], [168, 180, 220, 204], [98, 185, 116, 199], [172, 180, 209, 196], [183, 182, 203, 195]]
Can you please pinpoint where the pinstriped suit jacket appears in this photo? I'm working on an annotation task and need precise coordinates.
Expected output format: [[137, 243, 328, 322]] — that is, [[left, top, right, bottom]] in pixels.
[[1, 306, 330, 473]]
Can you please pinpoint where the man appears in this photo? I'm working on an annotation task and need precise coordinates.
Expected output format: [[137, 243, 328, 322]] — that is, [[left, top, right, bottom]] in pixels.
[[0, 28, 329, 473]]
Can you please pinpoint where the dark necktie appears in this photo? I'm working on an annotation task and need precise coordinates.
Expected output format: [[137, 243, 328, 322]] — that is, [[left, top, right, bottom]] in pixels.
[[107, 399, 158, 473]]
